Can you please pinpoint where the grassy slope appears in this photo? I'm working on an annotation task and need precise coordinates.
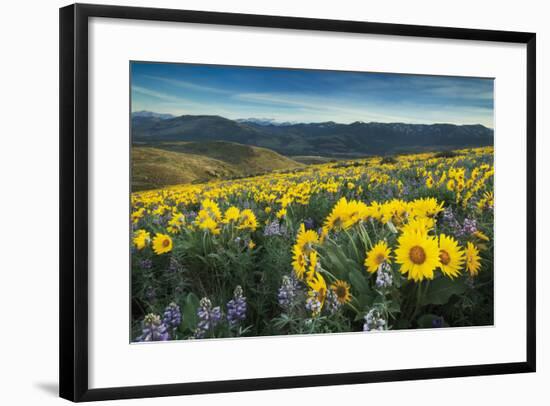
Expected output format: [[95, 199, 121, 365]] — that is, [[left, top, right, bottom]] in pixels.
[[291, 155, 340, 165], [132, 141, 304, 191]]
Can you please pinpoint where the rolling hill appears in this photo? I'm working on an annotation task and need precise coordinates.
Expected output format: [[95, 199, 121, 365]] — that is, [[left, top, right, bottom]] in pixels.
[[132, 114, 494, 157], [132, 141, 303, 191]]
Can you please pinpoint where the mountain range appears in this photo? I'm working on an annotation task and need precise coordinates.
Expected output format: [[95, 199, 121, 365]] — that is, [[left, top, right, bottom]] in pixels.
[[132, 112, 494, 157]]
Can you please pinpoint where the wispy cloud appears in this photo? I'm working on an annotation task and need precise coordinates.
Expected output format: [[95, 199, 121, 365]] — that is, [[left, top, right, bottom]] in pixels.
[[141, 75, 231, 94], [131, 85, 186, 103], [233, 92, 432, 123]]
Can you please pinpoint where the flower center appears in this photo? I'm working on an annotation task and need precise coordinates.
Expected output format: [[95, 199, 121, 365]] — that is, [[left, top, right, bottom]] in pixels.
[[439, 250, 451, 265], [409, 245, 426, 265], [335, 286, 347, 298], [162, 239, 170, 247], [376, 254, 386, 264]]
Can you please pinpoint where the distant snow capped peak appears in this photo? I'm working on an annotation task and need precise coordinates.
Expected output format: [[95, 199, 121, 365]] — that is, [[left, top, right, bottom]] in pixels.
[[236, 118, 299, 126], [132, 111, 174, 120]]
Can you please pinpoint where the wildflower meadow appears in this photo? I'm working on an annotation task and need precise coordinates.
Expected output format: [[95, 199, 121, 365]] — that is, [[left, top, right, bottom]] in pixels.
[[131, 146, 494, 341]]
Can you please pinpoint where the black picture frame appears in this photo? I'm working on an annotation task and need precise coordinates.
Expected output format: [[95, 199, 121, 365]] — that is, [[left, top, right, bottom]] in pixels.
[[59, 3, 536, 402]]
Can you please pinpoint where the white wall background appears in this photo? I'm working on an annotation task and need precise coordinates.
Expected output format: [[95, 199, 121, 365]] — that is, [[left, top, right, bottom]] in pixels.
[[0, 0, 546, 404]]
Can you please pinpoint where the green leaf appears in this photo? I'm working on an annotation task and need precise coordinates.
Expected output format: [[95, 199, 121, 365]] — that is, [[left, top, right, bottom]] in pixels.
[[355, 293, 375, 313], [349, 269, 370, 295], [421, 277, 467, 306], [386, 300, 401, 314], [182, 293, 200, 330]]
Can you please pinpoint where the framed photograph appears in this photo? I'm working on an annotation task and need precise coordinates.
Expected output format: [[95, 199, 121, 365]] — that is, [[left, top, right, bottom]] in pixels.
[[59, 3, 536, 402]]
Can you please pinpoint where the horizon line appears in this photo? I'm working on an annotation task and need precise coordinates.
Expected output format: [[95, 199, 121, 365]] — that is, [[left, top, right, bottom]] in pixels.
[[131, 110, 494, 129]]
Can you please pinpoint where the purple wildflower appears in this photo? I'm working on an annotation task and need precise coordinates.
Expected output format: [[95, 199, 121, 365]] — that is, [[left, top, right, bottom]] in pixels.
[[140, 258, 153, 270], [462, 218, 478, 235], [226, 286, 247, 327], [303, 218, 315, 231], [263, 219, 283, 236], [162, 302, 182, 330], [195, 297, 222, 338], [136, 313, 170, 341], [277, 275, 299, 309], [375, 262, 393, 289], [305, 294, 322, 316], [325, 289, 341, 315], [432, 317, 444, 328], [363, 308, 386, 332]]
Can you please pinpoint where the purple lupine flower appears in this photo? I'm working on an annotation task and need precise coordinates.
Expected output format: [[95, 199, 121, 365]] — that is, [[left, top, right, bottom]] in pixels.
[[226, 286, 247, 327], [195, 297, 222, 338], [325, 289, 341, 315], [375, 262, 393, 289], [303, 218, 315, 231], [363, 308, 386, 332], [305, 295, 322, 316], [136, 313, 170, 341], [461, 218, 478, 235], [263, 219, 283, 236], [277, 275, 299, 309], [441, 207, 462, 234], [432, 316, 444, 328], [140, 258, 153, 270], [162, 302, 182, 330], [186, 210, 197, 222]]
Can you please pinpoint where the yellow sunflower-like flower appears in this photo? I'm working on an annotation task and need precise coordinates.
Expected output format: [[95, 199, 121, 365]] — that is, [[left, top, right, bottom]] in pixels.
[[152, 233, 173, 255], [345, 200, 370, 228], [331, 280, 352, 304], [295, 223, 319, 254], [400, 217, 434, 237], [223, 206, 240, 223], [237, 209, 258, 231], [447, 179, 456, 191], [292, 245, 307, 279], [324, 197, 351, 232], [307, 271, 327, 307], [426, 176, 434, 188], [438, 234, 465, 278], [381, 199, 410, 225], [197, 215, 220, 235], [368, 201, 384, 222], [306, 251, 319, 280], [473, 230, 490, 242], [276, 208, 287, 219], [411, 197, 444, 218], [133, 229, 150, 250], [201, 199, 222, 221], [395, 230, 440, 282], [131, 208, 145, 224], [364, 240, 392, 274], [465, 241, 481, 276], [167, 213, 185, 234], [248, 240, 256, 250]]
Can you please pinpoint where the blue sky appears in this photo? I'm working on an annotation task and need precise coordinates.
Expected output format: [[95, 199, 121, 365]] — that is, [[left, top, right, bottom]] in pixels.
[[131, 62, 494, 128]]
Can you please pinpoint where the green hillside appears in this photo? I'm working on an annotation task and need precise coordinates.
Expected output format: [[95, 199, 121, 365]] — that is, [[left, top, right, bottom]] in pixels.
[[291, 155, 339, 165], [132, 114, 494, 157], [132, 141, 304, 191]]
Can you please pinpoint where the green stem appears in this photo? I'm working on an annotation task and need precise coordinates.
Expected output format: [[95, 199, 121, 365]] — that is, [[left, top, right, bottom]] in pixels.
[[346, 301, 362, 316], [344, 229, 360, 261]]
